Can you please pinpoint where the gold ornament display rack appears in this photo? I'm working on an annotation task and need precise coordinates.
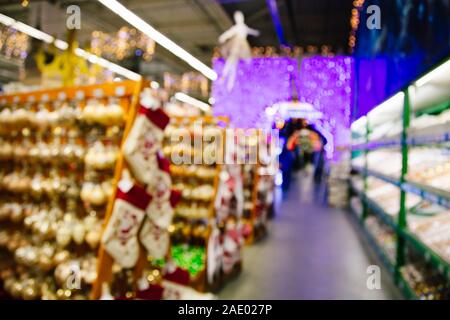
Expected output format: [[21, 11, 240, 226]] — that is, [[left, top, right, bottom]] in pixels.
[[164, 115, 241, 292], [0, 79, 146, 300], [233, 129, 275, 245]]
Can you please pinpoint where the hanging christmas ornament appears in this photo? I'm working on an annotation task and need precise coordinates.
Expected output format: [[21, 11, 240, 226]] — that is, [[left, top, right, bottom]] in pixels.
[[101, 183, 152, 268]]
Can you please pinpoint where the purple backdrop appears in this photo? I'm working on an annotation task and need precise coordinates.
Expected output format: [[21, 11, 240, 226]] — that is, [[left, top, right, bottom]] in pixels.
[[211, 57, 298, 129], [211, 56, 355, 156], [296, 56, 354, 149]]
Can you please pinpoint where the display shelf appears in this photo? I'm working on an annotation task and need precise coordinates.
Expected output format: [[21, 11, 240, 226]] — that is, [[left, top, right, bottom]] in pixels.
[[352, 139, 400, 151], [348, 202, 397, 276], [354, 166, 450, 209], [353, 125, 449, 149], [407, 124, 450, 146], [162, 116, 245, 293], [349, 191, 418, 300], [355, 191, 397, 230], [401, 229, 450, 280], [397, 273, 419, 300], [362, 221, 396, 275], [401, 181, 450, 209], [352, 166, 400, 187], [350, 57, 450, 299], [0, 79, 145, 300]]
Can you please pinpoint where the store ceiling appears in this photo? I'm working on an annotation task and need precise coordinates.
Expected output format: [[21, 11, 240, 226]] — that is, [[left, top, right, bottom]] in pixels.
[[0, 0, 353, 81], [219, 0, 354, 51]]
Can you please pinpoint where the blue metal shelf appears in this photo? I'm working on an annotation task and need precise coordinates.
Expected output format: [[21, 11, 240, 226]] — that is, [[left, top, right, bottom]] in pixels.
[[352, 131, 449, 150], [352, 166, 400, 187], [353, 166, 450, 209], [407, 132, 450, 146], [402, 181, 450, 209]]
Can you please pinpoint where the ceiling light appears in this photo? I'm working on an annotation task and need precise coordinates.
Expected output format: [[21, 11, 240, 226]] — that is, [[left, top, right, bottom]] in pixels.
[[97, 0, 218, 81], [0, 14, 54, 43], [0, 13, 141, 81], [174, 92, 211, 112], [415, 59, 450, 87], [54, 39, 69, 50]]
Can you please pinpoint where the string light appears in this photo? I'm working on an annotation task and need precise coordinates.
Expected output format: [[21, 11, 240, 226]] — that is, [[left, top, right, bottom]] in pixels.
[[348, 0, 365, 53], [0, 24, 29, 61], [213, 46, 335, 59], [91, 27, 155, 62], [0, 13, 141, 81]]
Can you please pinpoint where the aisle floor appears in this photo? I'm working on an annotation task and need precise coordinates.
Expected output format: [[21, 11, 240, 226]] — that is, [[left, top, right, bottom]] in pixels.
[[219, 171, 403, 299]]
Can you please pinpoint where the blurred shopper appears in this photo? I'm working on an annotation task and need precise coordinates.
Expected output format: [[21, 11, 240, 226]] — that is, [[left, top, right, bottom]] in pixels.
[[279, 143, 294, 191]]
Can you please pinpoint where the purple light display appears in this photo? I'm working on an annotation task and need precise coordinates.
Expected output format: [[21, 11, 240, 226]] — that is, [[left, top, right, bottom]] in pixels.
[[212, 57, 298, 129], [211, 56, 354, 158], [296, 56, 354, 149]]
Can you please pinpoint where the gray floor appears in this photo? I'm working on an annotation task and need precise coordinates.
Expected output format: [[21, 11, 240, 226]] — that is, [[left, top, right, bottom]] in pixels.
[[219, 171, 403, 300]]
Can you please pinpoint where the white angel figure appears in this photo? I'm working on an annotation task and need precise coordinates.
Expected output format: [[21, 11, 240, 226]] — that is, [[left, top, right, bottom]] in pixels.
[[219, 11, 260, 91]]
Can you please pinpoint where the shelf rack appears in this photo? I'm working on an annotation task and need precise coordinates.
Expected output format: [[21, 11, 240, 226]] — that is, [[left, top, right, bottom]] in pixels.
[[0, 79, 145, 300], [162, 115, 245, 293], [349, 193, 417, 299], [350, 57, 450, 299]]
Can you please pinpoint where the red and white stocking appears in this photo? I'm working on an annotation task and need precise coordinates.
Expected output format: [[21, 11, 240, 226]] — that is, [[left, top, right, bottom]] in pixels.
[[222, 225, 242, 274], [102, 184, 152, 268], [123, 106, 170, 185], [139, 219, 170, 260], [146, 154, 172, 199], [147, 189, 181, 229]]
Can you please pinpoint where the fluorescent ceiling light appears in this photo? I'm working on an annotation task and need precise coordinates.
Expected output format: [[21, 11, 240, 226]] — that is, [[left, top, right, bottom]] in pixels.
[[97, 0, 218, 81], [0, 13, 54, 43], [0, 13, 141, 81], [174, 92, 211, 112], [54, 39, 69, 50], [0, 13, 15, 26], [14, 21, 54, 43], [415, 59, 450, 87]]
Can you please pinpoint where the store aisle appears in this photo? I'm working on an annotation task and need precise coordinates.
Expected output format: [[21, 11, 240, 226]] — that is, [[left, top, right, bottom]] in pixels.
[[219, 171, 402, 299]]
